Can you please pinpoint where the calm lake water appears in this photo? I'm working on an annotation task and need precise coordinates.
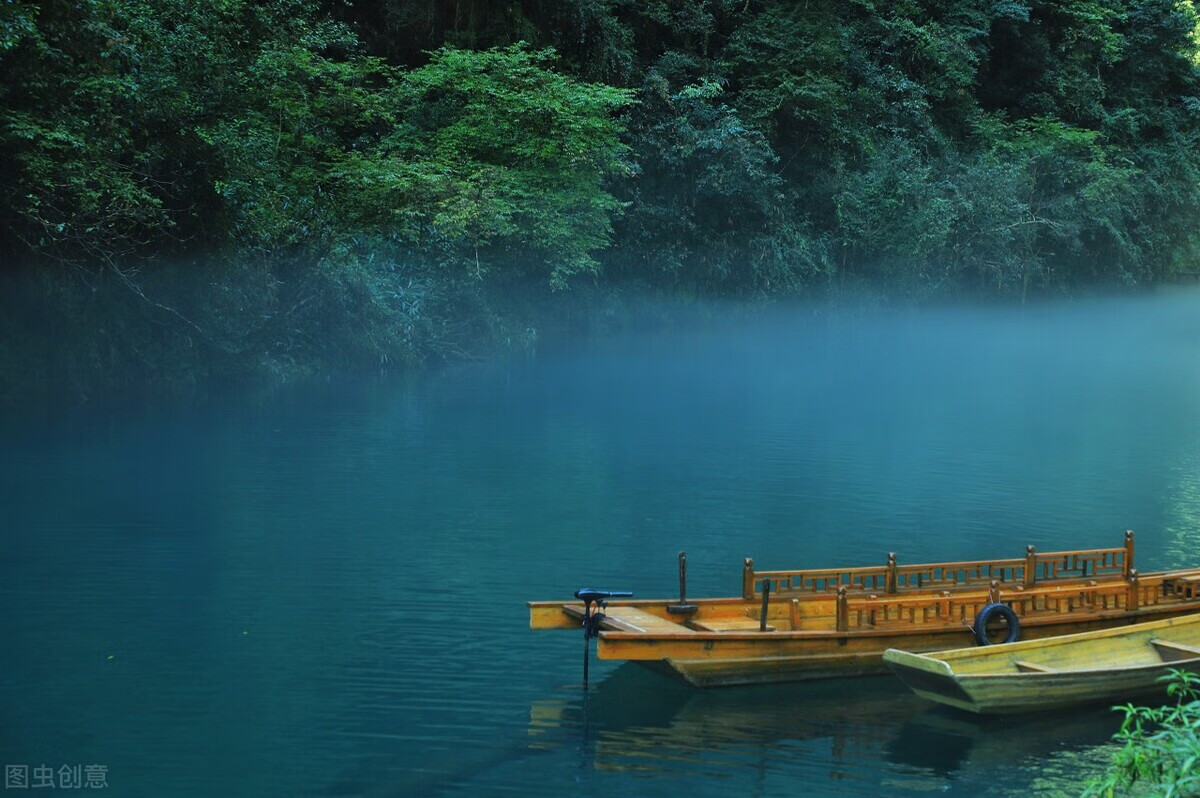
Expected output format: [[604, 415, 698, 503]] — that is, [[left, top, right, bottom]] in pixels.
[[4, 288, 1200, 796]]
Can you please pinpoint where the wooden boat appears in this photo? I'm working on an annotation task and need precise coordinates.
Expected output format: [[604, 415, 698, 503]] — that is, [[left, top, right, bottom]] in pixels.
[[528, 532, 1200, 687], [883, 612, 1200, 714]]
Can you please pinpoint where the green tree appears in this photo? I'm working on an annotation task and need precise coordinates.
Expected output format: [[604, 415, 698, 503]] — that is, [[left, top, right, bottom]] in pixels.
[[199, 15, 394, 254], [613, 61, 830, 293], [381, 44, 635, 288], [1, 0, 178, 267], [0, 0, 366, 268]]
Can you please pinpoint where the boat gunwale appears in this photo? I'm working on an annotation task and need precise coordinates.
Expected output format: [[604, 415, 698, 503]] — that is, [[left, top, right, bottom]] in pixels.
[[956, 655, 1200, 681]]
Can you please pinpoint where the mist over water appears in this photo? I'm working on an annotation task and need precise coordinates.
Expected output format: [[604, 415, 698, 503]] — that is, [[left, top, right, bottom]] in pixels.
[[2, 287, 1200, 796]]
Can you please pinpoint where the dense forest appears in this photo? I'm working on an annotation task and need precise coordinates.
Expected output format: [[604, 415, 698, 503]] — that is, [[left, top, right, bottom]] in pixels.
[[2, 0, 1200, 397]]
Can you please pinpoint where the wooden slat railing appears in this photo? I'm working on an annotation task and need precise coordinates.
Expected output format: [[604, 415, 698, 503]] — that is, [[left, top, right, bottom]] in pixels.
[[1026, 546, 1128, 582], [843, 589, 988, 630], [749, 562, 892, 597], [835, 579, 1132, 632], [831, 564, 1173, 632], [890, 557, 1027, 591], [743, 531, 1135, 600]]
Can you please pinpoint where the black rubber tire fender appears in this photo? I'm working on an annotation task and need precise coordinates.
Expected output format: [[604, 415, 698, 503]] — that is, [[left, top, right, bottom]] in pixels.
[[972, 602, 1021, 646]]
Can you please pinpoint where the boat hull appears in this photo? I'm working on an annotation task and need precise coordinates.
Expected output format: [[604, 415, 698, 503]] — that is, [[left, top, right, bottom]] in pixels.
[[884, 613, 1200, 713]]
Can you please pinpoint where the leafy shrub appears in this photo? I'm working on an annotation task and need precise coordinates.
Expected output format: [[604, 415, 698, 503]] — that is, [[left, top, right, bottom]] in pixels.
[[1085, 670, 1200, 797]]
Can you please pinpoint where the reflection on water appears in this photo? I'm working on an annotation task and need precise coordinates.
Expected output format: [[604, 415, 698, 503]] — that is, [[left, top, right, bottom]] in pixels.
[[526, 665, 1123, 795], [530, 669, 926, 780]]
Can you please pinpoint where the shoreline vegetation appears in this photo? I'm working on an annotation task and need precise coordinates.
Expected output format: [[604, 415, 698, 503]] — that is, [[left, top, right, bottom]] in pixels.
[[1085, 670, 1200, 796], [3, 0, 1200, 402]]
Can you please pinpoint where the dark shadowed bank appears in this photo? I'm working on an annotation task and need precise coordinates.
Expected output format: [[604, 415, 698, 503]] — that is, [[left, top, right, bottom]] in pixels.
[[2, 0, 1200, 402]]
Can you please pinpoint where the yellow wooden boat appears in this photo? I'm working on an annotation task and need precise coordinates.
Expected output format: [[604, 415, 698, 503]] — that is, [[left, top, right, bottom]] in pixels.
[[528, 532, 1200, 687], [884, 612, 1200, 714]]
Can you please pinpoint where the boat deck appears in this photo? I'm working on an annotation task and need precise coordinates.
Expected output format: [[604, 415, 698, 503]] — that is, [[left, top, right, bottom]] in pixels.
[[562, 604, 698, 635]]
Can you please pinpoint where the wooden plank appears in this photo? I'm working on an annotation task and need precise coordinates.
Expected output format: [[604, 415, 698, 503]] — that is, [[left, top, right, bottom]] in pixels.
[[688, 619, 776, 632], [1151, 639, 1200, 661], [589, 605, 698, 635], [1014, 660, 1057, 673]]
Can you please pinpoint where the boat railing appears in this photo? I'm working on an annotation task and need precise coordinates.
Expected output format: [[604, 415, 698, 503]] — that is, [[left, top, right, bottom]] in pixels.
[[836, 581, 1123, 632], [834, 564, 1172, 632], [745, 531, 1135, 600], [1027, 546, 1128, 582], [890, 558, 1027, 591], [749, 563, 892, 598], [989, 570, 1181, 617], [991, 579, 1132, 618], [840, 589, 990, 631]]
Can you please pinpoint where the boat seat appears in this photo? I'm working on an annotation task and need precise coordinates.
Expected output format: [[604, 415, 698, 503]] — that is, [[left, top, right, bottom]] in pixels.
[[1151, 639, 1200, 662], [1013, 660, 1057, 673]]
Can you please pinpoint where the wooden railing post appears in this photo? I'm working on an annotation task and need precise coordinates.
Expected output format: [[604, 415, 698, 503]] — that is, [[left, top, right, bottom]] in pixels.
[[989, 579, 1001, 605], [1127, 569, 1140, 610], [836, 586, 849, 632], [1024, 545, 1036, 587], [743, 558, 755, 600], [760, 579, 772, 632], [669, 551, 698, 614], [886, 552, 898, 594], [1124, 530, 1135, 578]]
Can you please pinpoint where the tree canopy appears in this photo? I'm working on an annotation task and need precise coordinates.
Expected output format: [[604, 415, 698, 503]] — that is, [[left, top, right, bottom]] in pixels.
[[3, 0, 1200, 393]]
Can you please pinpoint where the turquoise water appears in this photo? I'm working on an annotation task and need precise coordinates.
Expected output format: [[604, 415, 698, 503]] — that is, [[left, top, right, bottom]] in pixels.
[[3, 289, 1200, 796]]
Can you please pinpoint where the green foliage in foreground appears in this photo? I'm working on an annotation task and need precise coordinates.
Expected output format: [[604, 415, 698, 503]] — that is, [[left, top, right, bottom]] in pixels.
[[1085, 670, 1200, 797]]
